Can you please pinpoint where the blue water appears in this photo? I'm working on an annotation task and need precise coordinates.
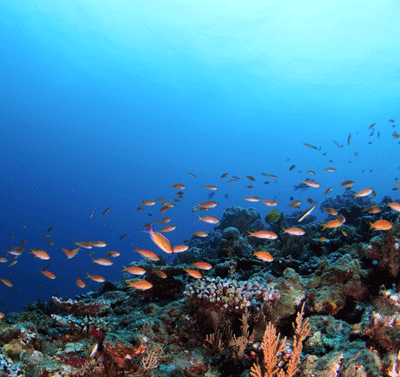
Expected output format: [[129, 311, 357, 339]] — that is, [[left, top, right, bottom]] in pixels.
[[0, 1, 399, 313]]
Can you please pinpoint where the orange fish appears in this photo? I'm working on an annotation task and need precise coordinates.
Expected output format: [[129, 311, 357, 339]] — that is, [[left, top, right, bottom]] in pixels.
[[76, 279, 86, 288], [126, 280, 153, 290], [90, 241, 107, 247], [203, 185, 218, 190], [193, 231, 208, 237], [354, 188, 373, 198], [253, 251, 274, 262], [185, 269, 202, 279], [197, 216, 219, 224], [0, 312, 4, 319], [141, 200, 156, 206], [159, 225, 177, 233], [265, 174, 277, 179], [0, 278, 13, 287], [159, 205, 170, 213], [197, 201, 218, 209], [302, 180, 320, 188], [243, 196, 261, 202], [41, 269, 56, 279], [340, 180, 355, 187], [191, 262, 212, 270], [121, 265, 146, 275], [172, 183, 185, 189], [283, 228, 305, 236], [143, 224, 173, 253], [370, 219, 393, 231], [75, 242, 93, 249], [133, 247, 160, 261], [91, 257, 113, 266], [154, 217, 171, 224], [365, 206, 381, 214], [322, 207, 338, 216], [388, 202, 400, 212], [62, 247, 79, 259], [323, 187, 333, 195], [321, 219, 343, 230], [245, 175, 255, 181], [153, 270, 167, 279], [0, 257, 7, 263], [29, 249, 50, 260], [107, 251, 121, 258], [173, 245, 189, 253], [86, 273, 105, 283], [262, 199, 278, 206], [247, 230, 278, 240]]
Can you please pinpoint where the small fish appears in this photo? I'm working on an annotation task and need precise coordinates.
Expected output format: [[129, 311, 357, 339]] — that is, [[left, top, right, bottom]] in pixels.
[[62, 248, 79, 259], [289, 200, 301, 208], [76, 278, 86, 288], [133, 246, 160, 261], [289, 165, 296, 171], [302, 142, 318, 150], [172, 183, 185, 189], [89, 343, 98, 358], [141, 200, 156, 206], [173, 245, 189, 253], [323, 187, 332, 195], [193, 231, 208, 237], [90, 241, 107, 247], [302, 180, 320, 188], [159, 225, 177, 232], [91, 257, 113, 266], [247, 230, 278, 240], [220, 173, 228, 178], [243, 196, 261, 202], [103, 206, 112, 215], [196, 201, 218, 209], [321, 219, 343, 230], [388, 202, 400, 212], [245, 175, 255, 181], [188, 172, 197, 178], [203, 185, 218, 190], [47, 227, 54, 233], [121, 265, 146, 275], [7, 260, 18, 268], [365, 206, 381, 214], [354, 188, 373, 198], [369, 219, 392, 231], [263, 199, 278, 206], [75, 241, 93, 249], [333, 140, 343, 148], [126, 280, 153, 290], [29, 249, 50, 260], [21, 239, 26, 245], [369, 123, 376, 129], [265, 174, 277, 179], [10, 233, 16, 239], [283, 228, 305, 236], [197, 216, 219, 224], [298, 205, 316, 222], [41, 269, 56, 279], [185, 269, 202, 279], [89, 209, 95, 219], [0, 278, 13, 287], [120, 233, 128, 240], [347, 133, 351, 145], [253, 251, 274, 262], [324, 168, 336, 172], [153, 270, 167, 279], [0, 257, 7, 263], [86, 273, 105, 283], [340, 180, 355, 187], [45, 240, 55, 246], [22, 223, 27, 229], [192, 262, 212, 270], [322, 207, 338, 216], [107, 251, 120, 258]]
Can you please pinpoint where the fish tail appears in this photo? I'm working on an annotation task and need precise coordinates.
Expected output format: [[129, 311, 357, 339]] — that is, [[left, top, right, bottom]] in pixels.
[[86, 272, 90, 279], [321, 224, 327, 231]]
